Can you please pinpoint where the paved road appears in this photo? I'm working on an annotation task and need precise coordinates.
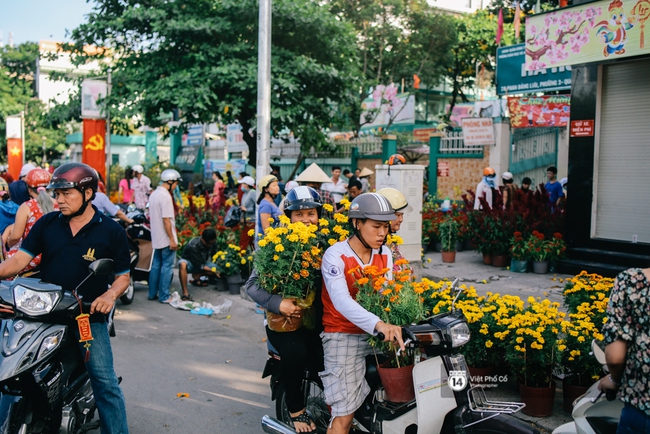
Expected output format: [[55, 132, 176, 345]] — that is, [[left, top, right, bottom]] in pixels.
[[112, 282, 271, 434]]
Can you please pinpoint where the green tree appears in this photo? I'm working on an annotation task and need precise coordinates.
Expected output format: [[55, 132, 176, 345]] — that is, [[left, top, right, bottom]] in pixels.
[[445, 10, 515, 115], [326, 0, 457, 133], [63, 0, 358, 166]]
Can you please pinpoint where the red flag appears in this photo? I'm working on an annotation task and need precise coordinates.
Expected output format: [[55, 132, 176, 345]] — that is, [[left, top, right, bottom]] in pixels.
[[413, 74, 421, 89], [7, 138, 23, 181], [82, 119, 107, 180], [496, 9, 504, 45], [514, 2, 521, 39]]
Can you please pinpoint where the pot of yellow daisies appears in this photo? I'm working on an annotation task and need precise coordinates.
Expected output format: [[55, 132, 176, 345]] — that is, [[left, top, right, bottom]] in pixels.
[[254, 215, 323, 332], [212, 244, 249, 294]]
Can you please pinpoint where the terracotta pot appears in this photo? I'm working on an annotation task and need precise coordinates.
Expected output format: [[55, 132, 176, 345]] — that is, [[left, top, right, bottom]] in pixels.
[[468, 366, 496, 385], [266, 311, 303, 332], [560, 0, 569, 7], [562, 379, 589, 413], [491, 254, 510, 268], [533, 261, 549, 274], [441, 251, 456, 263], [377, 363, 415, 403], [519, 382, 557, 417], [482, 254, 492, 265]]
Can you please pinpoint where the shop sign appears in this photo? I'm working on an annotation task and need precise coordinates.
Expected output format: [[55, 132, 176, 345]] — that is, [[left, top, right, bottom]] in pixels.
[[570, 120, 595, 137], [507, 95, 571, 128], [496, 44, 572, 95], [461, 118, 495, 146], [526, 0, 650, 71]]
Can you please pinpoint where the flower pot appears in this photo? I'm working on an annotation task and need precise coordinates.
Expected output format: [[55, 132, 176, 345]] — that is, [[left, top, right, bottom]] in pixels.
[[214, 278, 228, 292], [266, 311, 303, 332], [519, 381, 556, 417], [455, 241, 464, 252], [562, 379, 589, 413], [434, 242, 442, 252], [441, 251, 456, 263], [463, 240, 473, 251], [482, 254, 492, 265], [533, 261, 549, 274], [468, 366, 496, 385], [510, 259, 528, 273], [491, 254, 510, 268], [377, 363, 415, 403], [226, 273, 243, 294]]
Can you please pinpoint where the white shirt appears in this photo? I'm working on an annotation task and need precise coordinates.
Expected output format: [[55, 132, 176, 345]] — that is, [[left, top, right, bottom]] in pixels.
[[92, 192, 119, 217], [148, 186, 177, 249], [321, 241, 393, 334], [474, 180, 493, 210], [321, 178, 348, 202]]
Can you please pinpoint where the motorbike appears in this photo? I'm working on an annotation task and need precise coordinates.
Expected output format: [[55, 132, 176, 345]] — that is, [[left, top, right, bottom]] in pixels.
[[117, 209, 153, 305], [261, 279, 540, 434], [552, 340, 622, 434], [0, 258, 116, 434]]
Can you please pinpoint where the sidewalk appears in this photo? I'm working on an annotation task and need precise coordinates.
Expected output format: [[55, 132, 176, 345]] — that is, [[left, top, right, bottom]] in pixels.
[[421, 249, 575, 433]]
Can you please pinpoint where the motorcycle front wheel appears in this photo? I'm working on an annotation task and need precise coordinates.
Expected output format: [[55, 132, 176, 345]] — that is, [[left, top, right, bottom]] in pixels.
[[120, 276, 135, 305], [276, 380, 330, 434]]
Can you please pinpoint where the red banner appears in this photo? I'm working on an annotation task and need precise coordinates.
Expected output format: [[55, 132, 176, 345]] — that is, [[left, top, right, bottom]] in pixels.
[[82, 119, 107, 180], [6, 138, 23, 181], [507, 95, 571, 128]]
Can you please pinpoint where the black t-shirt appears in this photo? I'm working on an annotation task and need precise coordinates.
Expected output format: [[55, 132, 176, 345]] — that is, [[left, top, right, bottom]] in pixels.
[[181, 237, 216, 271], [21, 206, 130, 322]]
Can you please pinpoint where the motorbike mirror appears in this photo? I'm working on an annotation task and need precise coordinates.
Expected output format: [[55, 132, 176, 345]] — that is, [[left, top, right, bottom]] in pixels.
[[592, 340, 606, 365], [88, 259, 115, 276]]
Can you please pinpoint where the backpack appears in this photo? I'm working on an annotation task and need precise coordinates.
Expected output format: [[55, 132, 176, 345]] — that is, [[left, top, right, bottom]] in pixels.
[[224, 205, 242, 227]]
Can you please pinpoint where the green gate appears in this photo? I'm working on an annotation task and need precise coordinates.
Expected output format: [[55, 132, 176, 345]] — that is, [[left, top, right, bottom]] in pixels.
[[509, 127, 559, 187]]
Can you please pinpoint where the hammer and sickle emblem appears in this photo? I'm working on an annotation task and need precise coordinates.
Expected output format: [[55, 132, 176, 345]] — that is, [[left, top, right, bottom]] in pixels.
[[85, 134, 104, 151]]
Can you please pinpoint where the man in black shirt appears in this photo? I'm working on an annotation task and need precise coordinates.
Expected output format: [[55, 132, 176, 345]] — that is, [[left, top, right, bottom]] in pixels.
[[178, 228, 218, 299], [0, 163, 130, 434]]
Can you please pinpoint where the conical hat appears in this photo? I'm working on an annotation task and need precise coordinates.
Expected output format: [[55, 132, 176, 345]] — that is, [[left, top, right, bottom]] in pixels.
[[358, 167, 374, 177], [295, 163, 332, 184]]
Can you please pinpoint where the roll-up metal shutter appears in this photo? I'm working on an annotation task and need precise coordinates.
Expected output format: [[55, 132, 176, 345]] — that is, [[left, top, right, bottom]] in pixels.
[[593, 59, 650, 243]]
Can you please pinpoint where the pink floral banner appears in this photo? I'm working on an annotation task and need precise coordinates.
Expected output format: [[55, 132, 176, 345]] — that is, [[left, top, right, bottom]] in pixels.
[[525, 0, 650, 71]]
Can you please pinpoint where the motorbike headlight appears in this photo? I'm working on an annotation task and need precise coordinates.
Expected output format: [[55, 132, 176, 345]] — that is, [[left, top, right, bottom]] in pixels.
[[449, 322, 470, 348], [13, 285, 61, 316], [37, 329, 64, 361]]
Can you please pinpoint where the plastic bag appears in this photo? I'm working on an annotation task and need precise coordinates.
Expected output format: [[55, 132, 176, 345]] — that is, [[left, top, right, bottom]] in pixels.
[[266, 289, 316, 332], [224, 206, 242, 227]]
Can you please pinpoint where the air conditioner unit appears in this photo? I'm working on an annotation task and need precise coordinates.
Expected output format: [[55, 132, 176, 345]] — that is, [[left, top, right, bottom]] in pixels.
[[374, 165, 424, 264]]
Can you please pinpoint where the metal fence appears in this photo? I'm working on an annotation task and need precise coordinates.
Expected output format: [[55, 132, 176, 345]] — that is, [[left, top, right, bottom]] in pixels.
[[439, 131, 484, 155], [270, 136, 383, 160]]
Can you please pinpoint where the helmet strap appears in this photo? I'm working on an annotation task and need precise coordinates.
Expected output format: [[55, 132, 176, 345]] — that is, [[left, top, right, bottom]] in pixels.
[[352, 221, 372, 251], [67, 188, 91, 219]]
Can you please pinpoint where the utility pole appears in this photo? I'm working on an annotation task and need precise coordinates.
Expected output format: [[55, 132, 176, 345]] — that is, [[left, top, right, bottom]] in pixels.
[[105, 69, 112, 190], [255, 0, 272, 238], [42, 136, 47, 165]]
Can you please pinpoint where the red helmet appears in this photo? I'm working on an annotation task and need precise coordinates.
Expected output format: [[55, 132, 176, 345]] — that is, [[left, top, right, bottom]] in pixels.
[[47, 163, 98, 194], [25, 168, 51, 188], [387, 154, 406, 166]]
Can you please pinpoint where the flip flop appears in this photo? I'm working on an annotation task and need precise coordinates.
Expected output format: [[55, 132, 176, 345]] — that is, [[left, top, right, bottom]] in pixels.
[[181, 294, 194, 301], [190, 280, 208, 287]]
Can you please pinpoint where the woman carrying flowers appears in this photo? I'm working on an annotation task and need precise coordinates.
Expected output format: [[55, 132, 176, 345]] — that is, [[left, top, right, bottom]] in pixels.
[[376, 187, 413, 275], [246, 186, 324, 433], [256, 175, 282, 246], [320, 193, 404, 434]]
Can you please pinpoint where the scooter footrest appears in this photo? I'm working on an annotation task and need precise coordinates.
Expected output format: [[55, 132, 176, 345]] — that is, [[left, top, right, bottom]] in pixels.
[[467, 385, 526, 414]]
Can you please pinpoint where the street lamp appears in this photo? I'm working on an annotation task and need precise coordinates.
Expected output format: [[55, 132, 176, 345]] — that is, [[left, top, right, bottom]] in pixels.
[[42, 136, 47, 165]]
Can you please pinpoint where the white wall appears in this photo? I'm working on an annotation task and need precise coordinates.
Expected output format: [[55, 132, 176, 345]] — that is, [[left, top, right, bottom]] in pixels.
[[427, 0, 484, 13]]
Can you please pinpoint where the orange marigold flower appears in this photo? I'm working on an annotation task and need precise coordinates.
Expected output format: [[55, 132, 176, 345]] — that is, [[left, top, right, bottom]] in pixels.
[[381, 288, 392, 296], [384, 307, 391, 312], [300, 269, 310, 278], [348, 266, 361, 275], [394, 259, 409, 266], [301, 261, 310, 268], [389, 295, 398, 303], [357, 277, 370, 285], [394, 284, 404, 293], [302, 252, 312, 261], [292, 273, 301, 280]]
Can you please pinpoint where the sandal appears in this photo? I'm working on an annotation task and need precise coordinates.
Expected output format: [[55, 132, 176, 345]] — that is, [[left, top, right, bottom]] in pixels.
[[190, 280, 208, 287], [181, 294, 194, 301], [290, 412, 316, 433]]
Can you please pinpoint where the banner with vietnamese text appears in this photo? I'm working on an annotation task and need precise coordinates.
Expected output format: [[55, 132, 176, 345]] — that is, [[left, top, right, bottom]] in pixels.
[[507, 95, 571, 128], [82, 119, 107, 180]]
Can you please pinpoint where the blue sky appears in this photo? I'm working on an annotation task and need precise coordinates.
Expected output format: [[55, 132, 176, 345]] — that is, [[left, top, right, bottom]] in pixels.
[[0, 0, 94, 45]]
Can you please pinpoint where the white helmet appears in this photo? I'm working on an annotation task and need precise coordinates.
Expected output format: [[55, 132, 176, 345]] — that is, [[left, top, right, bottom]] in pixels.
[[132, 164, 144, 174], [160, 169, 182, 183]]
